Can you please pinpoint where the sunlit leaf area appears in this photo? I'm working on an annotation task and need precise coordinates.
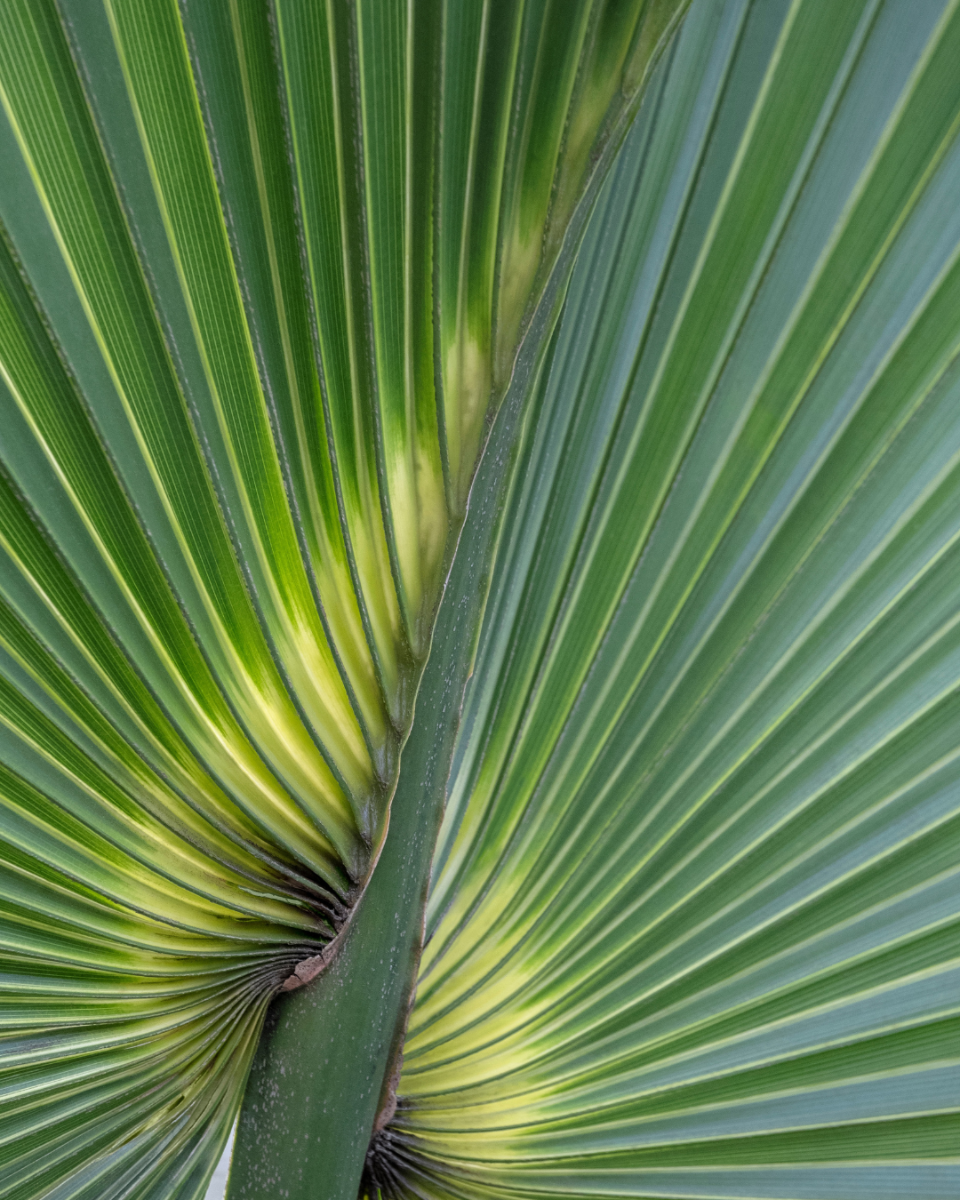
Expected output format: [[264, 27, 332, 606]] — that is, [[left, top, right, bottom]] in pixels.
[[1, 1, 960, 1198]]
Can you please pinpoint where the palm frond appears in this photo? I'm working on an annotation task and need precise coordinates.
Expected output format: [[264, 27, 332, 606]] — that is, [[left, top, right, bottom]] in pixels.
[[0, 1, 682, 1195], [384, 2, 960, 1196]]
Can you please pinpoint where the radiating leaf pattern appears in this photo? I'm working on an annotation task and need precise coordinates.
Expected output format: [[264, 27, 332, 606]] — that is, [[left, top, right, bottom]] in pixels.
[[0, 0, 681, 1195], [384, 2, 960, 1197]]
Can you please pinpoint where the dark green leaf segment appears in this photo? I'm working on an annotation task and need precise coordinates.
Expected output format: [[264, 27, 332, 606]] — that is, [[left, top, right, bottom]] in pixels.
[[0, 0, 684, 1196]]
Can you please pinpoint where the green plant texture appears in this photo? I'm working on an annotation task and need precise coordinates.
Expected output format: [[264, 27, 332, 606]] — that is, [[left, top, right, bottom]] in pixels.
[[1, 2, 960, 1199]]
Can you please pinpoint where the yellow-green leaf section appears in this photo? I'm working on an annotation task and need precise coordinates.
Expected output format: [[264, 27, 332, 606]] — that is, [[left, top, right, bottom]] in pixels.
[[0, 0, 682, 1196]]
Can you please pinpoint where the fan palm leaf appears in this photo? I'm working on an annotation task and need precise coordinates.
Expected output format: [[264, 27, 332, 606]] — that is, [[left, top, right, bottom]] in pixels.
[[1, 2, 959, 1199]]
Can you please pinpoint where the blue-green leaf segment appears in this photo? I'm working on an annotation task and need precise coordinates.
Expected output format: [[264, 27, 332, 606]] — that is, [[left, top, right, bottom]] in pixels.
[[381, 1, 960, 1197], [0, 0, 686, 1196]]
